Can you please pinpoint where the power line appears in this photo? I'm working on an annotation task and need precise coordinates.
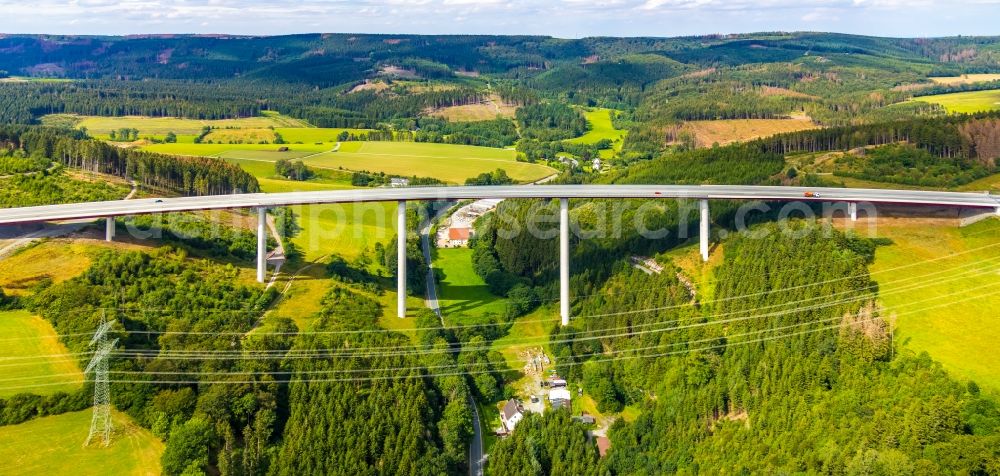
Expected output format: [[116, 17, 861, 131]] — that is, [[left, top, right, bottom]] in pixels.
[[6, 240, 998, 343], [0, 270, 1000, 381], [1, 260, 995, 369], [0, 308, 938, 391], [0, 316, 876, 389], [4, 277, 998, 390], [100, 261, 1000, 360]]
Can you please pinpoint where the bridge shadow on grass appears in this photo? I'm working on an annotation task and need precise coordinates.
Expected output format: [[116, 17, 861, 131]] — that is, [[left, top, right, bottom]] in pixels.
[[438, 284, 508, 320]]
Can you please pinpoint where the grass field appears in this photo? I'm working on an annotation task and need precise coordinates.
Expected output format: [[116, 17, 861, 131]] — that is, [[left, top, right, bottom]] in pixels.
[[928, 74, 1000, 85], [291, 202, 398, 261], [914, 89, 1000, 114], [565, 108, 627, 147], [213, 155, 393, 261], [958, 172, 1000, 193], [143, 142, 330, 157], [683, 117, 819, 147], [491, 306, 559, 372], [149, 141, 398, 262], [144, 140, 553, 183], [203, 128, 278, 144], [0, 241, 95, 296], [435, 248, 507, 321], [870, 218, 1000, 394], [43, 113, 308, 135], [307, 141, 555, 183], [274, 127, 371, 143], [0, 310, 84, 397], [0, 77, 73, 83], [0, 409, 163, 476]]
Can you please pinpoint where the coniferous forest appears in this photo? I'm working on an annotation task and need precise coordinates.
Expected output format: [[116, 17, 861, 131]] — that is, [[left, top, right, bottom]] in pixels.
[[0, 29, 999, 476]]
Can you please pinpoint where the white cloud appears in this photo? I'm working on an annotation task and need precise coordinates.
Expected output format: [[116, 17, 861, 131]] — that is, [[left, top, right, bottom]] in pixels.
[[0, 0, 996, 37]]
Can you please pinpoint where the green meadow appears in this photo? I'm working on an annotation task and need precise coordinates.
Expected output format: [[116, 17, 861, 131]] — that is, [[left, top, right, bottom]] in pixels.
[[871, 217, 1000, 394], [565, 108, 626, 146], [0, 310, 84, 397], [0, 409, 163, 476], [435, 247, 508, 322], [490, 305, 559, 371], [914, 89, 1000, 114], [564, 107, 627, 158]]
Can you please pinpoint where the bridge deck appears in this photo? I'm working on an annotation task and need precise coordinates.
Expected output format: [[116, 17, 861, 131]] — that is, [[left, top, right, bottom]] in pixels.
[[0, 185, 997, 225]]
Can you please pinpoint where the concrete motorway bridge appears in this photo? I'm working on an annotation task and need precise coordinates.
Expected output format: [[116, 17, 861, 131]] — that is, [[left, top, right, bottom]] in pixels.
[[1, 184, 997, 326]]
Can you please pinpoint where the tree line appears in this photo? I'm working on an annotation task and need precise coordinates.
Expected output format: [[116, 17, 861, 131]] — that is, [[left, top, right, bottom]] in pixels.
[[0, 125, 259, 195]]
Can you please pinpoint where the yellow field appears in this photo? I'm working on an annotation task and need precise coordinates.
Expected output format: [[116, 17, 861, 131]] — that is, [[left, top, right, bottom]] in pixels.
[[203, 128, 277, 144], [683, 117, 820, 147], [0, 310, 84, 397], [429, 96, 516, 122], [307, 141, 555, 183], [0, 241, 94, 295], [758, 86, 820, 100], [914, 89, 1000, 114], [274, 127, 372, 143], [928, 74, 1000, 85], [142, 140, 553, 184], [142, 142, 330, 157], [0, 409, 163, 476]]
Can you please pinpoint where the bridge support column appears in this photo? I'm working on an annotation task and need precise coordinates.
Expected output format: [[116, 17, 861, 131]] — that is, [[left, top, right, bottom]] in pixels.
[[256, 208, 267, 284], [699, 199, 709, 262], [560, 198, 570, 327], [848, 202, 858, 222], [398, 200, 407, 318], [105, 217, 115, 242]]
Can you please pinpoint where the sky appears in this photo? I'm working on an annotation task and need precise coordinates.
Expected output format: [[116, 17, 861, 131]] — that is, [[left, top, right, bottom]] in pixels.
[[0, 0, 998, 38]]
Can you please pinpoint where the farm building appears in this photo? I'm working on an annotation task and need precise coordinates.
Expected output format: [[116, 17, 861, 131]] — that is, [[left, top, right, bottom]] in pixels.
[[501, 400, 524, 432], [574, 414, 595, 425], [596, 436, 611, 457], [549, 388, 571, 410], [448, 227, 471, 246], [436, 198, 503, 247], [390, 177, 410, 187]]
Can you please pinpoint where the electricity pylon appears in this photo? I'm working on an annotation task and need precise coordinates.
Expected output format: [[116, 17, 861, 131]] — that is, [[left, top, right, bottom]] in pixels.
[[83, 314, 117, 447]]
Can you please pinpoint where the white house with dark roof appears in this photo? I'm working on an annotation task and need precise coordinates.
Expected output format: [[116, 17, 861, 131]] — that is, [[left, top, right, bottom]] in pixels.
[[501, 399, 523, 432]]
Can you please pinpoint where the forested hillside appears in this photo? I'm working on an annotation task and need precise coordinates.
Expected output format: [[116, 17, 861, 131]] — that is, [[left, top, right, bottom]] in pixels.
[[3, 32, 1000, 159], [0, 126, 258, 194], [553, 223, 1000, 473], [1, 29, 1000, 476]]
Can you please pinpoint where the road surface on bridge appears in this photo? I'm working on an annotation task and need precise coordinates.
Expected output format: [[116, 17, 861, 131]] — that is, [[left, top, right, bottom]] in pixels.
[[0, 185, 996, 225]]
